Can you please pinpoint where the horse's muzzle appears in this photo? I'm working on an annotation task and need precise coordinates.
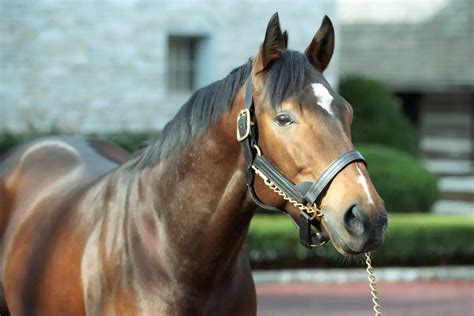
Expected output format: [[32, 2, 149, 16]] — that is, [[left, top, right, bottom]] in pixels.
[[324, 203, 388, 255]]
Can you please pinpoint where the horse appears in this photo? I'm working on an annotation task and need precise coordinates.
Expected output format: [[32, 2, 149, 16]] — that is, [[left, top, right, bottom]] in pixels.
[[0, 13, 387, 315]]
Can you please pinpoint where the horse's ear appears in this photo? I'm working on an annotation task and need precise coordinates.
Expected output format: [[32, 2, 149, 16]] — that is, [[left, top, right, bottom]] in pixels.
[[254, 12, 286, 74], [305, 15, 335, 72], [282, 30, 289, 48]]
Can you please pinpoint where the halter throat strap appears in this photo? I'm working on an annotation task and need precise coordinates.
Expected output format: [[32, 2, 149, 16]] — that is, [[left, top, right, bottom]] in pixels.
[[237, 76, 366, 249]]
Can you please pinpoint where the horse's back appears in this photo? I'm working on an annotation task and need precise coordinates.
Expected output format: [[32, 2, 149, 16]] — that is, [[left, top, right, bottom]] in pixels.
[[0, 136, 129, 315], [0, 135, 128, 187], [0, 136, 128, 235]]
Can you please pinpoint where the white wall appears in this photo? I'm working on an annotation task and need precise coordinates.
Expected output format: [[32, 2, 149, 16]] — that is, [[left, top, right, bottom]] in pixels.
[[0, 0, 338, 133], [338, 0, 473, 90]]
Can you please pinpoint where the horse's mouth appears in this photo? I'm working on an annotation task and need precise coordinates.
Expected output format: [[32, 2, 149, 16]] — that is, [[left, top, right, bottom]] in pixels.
[[330, 235, 365, 256], [329, 235, 360, 256]]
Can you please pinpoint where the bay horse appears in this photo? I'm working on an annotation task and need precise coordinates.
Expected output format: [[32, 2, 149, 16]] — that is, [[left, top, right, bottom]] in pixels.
[[0, 14, 387, 315]]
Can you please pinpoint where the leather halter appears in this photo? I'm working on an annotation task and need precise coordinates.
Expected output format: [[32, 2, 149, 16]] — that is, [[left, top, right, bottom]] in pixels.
[[237, 75, 367, 249]]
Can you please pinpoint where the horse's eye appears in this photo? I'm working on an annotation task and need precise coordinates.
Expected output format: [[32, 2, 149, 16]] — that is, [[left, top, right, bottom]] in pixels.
[[275, 113, 294, 126]]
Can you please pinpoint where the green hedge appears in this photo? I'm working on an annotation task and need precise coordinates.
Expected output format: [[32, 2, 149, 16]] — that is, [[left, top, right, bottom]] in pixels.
[[247, 214, 474, 269], [340, 75, 418, 155], [357, 144, 439, 212], [0, 131, 153, 156], [90, 132, 153, 152]]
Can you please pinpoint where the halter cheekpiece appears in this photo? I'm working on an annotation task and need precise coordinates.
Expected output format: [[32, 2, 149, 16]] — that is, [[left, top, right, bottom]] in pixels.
[[237, 75, 367, 249]]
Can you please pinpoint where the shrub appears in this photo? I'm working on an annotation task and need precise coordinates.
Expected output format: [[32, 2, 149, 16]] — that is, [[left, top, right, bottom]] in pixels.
[[0, 130, 59, 156], [340, 75, 418, 155], [357, 144, 439, 212], [0, 131, 154, 156], [247, 214, 474, 269], [372, 214, 474, 266], [90, 132, 153, 152]]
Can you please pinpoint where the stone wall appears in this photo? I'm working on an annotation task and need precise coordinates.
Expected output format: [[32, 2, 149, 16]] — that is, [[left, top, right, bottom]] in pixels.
[[0, 0, 337, 133], [338, 0, 473, 90]]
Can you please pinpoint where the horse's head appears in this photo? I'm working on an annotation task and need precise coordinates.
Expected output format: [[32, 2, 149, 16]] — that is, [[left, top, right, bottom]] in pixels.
[[248, 13, 387, 255]]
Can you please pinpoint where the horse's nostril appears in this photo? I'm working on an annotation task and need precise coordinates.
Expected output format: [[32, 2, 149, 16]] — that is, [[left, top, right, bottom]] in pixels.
[[343, 204, 366, 236]]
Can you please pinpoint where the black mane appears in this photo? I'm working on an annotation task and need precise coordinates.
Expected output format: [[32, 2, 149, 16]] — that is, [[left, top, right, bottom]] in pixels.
[[130, 50, 316, 168]]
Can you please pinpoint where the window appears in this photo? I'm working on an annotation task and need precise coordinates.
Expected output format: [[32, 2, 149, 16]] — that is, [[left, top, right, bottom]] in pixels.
[[167, 36, 201, 93]]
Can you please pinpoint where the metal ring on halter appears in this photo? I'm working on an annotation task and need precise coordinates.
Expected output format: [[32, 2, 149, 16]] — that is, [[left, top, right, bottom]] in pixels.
[[310, 238, 328, 248], [252, 144, 262, 156]]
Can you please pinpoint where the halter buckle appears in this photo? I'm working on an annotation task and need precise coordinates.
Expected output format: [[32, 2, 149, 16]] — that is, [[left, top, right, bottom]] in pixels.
[[236, 109, 251, 141]]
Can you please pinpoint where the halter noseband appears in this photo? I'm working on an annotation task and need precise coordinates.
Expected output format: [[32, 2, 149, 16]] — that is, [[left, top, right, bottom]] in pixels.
[[237, 75, 366, 249]]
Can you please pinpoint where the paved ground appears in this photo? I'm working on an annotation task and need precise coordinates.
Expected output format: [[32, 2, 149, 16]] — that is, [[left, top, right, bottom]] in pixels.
[[256, 280, 474, 316]]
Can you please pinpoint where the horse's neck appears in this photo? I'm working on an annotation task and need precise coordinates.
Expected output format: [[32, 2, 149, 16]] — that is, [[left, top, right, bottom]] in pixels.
[[155, 120, 252, 277], [122, 107, 254, 292]]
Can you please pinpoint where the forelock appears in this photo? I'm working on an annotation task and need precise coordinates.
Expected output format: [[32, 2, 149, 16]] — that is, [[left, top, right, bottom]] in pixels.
[[263, 50, 318, 108]]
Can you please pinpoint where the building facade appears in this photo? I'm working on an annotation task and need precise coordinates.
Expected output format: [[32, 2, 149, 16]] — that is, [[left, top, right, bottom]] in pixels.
[[338, 0, 473, 213]]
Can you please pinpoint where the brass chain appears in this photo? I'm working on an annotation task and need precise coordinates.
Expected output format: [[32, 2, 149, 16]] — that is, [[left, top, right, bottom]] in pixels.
[[253, 167, 322, 219], [365, 253, 382, 316]]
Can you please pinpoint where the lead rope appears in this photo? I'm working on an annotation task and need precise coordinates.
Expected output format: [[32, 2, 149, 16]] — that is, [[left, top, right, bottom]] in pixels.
[[365, 253, 382, 316], [253, 160, 382, 315]]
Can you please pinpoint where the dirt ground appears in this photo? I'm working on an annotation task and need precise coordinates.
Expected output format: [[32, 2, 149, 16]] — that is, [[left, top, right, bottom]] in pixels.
[[256, 280, 474, 316]]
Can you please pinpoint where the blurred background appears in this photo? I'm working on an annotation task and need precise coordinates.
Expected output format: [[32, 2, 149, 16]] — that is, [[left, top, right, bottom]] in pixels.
[[0, 0, 473, 314]]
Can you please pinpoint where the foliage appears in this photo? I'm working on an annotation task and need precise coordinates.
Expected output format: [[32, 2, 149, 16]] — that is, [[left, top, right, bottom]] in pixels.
[[0, 130, 56, 156], [357, 144, 439, 212], [247, 214, 474, 269], [0, 131, 154, 157], [340, 75, 418, 155], [89, 132, 153, 152]]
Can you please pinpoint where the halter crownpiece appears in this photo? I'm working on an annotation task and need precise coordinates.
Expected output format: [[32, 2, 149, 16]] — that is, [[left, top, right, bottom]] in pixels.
[[237, 75, 366, 249]]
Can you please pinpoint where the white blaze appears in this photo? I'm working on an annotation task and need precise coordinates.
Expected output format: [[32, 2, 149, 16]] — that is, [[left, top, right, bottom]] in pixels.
[[311, 83, 334, 115], [356, 166, 375, 206]]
